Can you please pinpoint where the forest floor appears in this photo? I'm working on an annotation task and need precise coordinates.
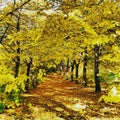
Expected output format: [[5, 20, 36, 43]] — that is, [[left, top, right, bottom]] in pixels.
[[0, 73, 120, 120]]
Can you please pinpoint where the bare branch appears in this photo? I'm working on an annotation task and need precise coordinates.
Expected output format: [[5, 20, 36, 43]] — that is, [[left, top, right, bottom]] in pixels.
[[5, 0, 31, 16]]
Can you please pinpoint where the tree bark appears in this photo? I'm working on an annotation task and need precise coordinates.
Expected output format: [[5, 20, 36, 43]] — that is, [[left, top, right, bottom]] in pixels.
[[75, 62, 79, 80], [75, 62, 80, 84], [59, 60, 64, 72], [66, 58, 70, 72], [83, 47, 88, 86], [65, 58, 70, 80], [94, 45, 101, 93], [14, 13, 21, 78], [14, 42, 20, 78], [25, 58, 32, 91], [71, 60, 75, 81]]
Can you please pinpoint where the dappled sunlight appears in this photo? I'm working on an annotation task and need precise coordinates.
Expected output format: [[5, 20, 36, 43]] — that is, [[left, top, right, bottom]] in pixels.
[[28, 106, 64, 120], [23, 74, 120, 119], [0, 0, 120, 119], [22, 93, 40, 97], [91, 117, 120, 120], [0, 73, 120, 119], [66, 102, 86, 111]]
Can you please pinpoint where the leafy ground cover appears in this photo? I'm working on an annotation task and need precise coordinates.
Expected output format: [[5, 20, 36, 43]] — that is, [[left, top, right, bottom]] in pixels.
[[0, 73, 120, 120]]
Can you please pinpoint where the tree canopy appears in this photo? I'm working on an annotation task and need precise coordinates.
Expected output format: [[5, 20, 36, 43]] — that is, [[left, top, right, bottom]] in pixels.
[[0, 0, 120, 114]]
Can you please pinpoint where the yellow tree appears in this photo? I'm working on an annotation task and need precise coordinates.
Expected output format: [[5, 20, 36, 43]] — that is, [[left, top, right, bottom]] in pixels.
[[55, 0, 120, 92], [0, 0, 48, 108], [79, 0, 120, 92]]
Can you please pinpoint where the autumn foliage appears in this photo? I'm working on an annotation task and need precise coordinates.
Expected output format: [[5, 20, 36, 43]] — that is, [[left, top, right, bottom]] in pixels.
[[0, 0, 120, 114]]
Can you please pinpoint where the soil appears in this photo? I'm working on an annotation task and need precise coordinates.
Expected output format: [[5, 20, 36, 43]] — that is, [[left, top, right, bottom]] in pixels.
[[0, 73, 120, 120]]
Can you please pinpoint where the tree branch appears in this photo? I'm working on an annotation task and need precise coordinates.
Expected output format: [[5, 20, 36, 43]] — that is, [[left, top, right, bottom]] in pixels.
[[0, 25, 9, 43], [0, 0, 31, 20], [5, 0, 31, 16]]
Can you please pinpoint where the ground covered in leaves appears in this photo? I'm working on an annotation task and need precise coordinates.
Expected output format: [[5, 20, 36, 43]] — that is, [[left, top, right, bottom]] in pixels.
[[0, 73, 120, 120]]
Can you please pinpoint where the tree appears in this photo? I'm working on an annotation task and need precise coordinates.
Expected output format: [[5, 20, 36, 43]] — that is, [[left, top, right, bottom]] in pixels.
[[0, 0, 48, 107], [83, 47, 88, 86]]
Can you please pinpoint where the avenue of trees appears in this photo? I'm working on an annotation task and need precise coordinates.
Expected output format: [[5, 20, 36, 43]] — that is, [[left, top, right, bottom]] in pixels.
[[0, 0, 120, 110]]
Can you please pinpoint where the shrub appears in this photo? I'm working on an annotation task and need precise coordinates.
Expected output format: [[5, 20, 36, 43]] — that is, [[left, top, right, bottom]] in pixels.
[[99, 86, 120, 103]]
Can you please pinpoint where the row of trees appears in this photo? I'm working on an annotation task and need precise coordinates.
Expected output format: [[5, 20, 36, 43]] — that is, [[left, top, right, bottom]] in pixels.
[[0, 0, 120, 109], [41, 0, 120, 93]]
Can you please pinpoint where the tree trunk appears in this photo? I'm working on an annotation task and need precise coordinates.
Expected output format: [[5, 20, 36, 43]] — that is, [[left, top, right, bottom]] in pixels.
[[75, 63, 79, 80], [25, 58, 32, 91], [83, 47, 88, 86], [94, 45, 101, 93], [14, 42, 20, 78], [66, 58, 70, 72], [59, 60, 64, 72], [71, 60, 75, 81], [75, 62, 79, 84], [14, 13, 21, 78], [65, 58, 70, 80]]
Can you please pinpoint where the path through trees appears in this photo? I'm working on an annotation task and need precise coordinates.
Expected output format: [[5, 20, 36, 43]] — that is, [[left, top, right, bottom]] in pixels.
[[1, 73, 120, 120]]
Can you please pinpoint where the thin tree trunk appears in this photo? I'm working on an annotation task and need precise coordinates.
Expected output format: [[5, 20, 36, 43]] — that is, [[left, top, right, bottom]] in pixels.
[[25, 58, 32, 91], [65, 58, 70, 80], [59, 60, 63, 72], [75, 63, 79, 80], [14, 13, 20, 78], [83, 47, 88, 86], [94, 45, 101, 93], [66, 58, 70, 72], [75, 62, 79, 83], [14, 42, 20, 78]]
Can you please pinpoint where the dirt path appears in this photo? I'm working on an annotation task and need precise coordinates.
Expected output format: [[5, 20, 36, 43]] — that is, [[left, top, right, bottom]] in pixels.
[[1, 73, 120, 120], [25, 73, 88, 120]]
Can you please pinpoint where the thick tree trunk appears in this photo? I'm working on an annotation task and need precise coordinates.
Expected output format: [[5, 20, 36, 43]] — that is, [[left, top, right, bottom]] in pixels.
[[83, 47, 88, 86], [71, 60, 75, 81], [94, 45, 101, 93], [25, 58, 32, 91]]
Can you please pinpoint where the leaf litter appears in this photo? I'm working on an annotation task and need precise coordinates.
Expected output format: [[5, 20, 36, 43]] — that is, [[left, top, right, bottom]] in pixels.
[[0, 73, 120, 120]]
